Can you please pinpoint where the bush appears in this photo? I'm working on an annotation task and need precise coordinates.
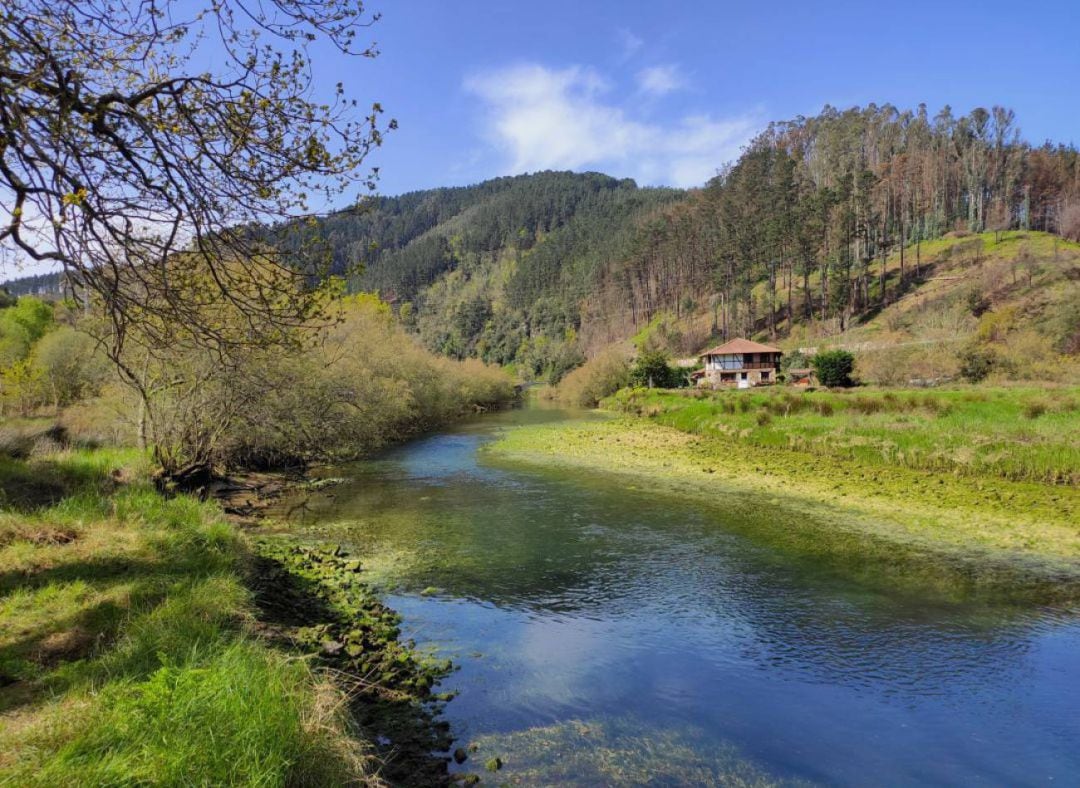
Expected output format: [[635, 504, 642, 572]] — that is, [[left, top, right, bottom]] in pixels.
[[555, 347, 631, 407], [957, 346, 997, 383], [780, 350, 808, 372], [1023, 400, 1048, 419], [629, 350, 685, 389], [811, 349, 855, 387], [30, 327, 110, 408], [965, 289, 991, 317]]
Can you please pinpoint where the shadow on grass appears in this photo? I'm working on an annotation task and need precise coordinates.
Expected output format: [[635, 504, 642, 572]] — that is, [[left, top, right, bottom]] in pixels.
[[0, 596, 129, 712], [0, 553, 240, 714], [0, 451, 122, 513], [249, 549, 455, 787], [0, 555, 157, 597]]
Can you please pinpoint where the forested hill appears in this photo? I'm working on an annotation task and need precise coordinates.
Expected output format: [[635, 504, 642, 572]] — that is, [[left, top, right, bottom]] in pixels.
[[0, 271, 65, 298], [590, 104, 1079, 347], [293, 171, 686, 378], [321, 104, 1078, 384], [5, 105, 1078, 385]]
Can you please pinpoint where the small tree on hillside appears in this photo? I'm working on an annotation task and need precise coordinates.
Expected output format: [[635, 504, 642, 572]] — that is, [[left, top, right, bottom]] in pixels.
[[630, 350, 680, 389], [988, 200, 1011, 243], [812, 349, 856, 387]]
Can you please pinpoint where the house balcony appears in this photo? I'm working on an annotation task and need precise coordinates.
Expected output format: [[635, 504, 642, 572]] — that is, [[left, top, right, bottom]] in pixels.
[[707, 362, 779, 371]]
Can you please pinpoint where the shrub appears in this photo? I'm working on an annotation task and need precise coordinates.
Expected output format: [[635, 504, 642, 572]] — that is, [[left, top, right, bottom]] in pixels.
[[965, 289, 992, 317], [1023, 400, 1048, 419], [848, 396, 885, 415], [629, 350, 684, 389], [811, 349, 856, 387], [30, 327, 110, 408], [555, 347, 631, 407], [780, 350, 808, 372], [957, 346, 997, 383]]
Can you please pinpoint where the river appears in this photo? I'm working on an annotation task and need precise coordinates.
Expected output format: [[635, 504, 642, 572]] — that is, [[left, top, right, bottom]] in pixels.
[[279, 403, 1080, 786]]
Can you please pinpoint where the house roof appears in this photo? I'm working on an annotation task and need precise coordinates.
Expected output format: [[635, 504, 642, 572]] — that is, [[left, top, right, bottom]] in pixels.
[[700, 338, 783, 356]]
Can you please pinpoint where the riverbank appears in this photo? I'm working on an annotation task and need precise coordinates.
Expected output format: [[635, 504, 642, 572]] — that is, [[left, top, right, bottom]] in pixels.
[[608, 386, 1080, 485], [484, 406, 1080, 599], [0, 446, 457, 784]]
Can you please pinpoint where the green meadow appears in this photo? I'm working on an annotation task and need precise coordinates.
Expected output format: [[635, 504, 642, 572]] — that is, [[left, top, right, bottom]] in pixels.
[[607, 386, 1080, 485]]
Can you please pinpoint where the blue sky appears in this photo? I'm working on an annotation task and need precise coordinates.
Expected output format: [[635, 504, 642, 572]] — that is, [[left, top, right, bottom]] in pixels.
[[4, 0, 1079, 279], [321, 0, 1080, 197]]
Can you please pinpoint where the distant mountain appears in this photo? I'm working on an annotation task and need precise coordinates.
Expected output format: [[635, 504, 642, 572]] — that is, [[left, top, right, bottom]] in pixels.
[[293, 170, 685, 378], [6, 104, 1077, 386], [1, 271, 65, 298]]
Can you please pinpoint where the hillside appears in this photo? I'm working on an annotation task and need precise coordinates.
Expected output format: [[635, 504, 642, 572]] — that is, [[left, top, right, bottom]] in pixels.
[[0, 271, 65, 299], [335, 104, 1079, 385], [5, 105, 1078, 386], [791, 231, 1080, 383], [635, 230, 1080, 385], [296, 171, 685, 378]]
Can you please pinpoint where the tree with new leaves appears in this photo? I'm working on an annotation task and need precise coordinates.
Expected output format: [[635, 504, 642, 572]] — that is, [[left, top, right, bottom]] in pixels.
[[0, 0, 392, 367], [812, 349, 855, 388]]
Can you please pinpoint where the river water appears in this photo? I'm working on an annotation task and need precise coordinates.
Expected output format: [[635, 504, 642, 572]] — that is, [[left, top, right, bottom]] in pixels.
[[282, 404, 1080, 786]]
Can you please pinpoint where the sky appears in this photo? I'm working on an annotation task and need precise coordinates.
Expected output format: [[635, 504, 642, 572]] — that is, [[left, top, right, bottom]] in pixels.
[[4, 0, 1079, 278], [326, 0, 1080, 197]]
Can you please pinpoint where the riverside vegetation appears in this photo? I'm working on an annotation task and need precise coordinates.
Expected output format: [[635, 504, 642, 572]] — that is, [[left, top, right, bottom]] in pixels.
[[0, 447, 376, 784], [487, 386, 1080, 599], [0, 443, 488, 785], [0, 291, 515, 784]]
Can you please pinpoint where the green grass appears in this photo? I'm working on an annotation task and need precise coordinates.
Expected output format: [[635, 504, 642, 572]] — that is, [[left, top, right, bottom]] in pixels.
[[607, 386, 1080, 485], [0, 447, 373, 785]]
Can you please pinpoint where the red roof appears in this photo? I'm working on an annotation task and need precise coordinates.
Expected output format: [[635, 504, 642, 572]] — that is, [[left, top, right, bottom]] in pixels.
[[700, 338, 783, 356]]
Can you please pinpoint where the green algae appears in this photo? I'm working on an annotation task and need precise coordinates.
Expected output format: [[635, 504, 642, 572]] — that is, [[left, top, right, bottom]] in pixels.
[[483, 418, 1080, 601], [466, 717, 793, 787], [250, 540, 457, 785]]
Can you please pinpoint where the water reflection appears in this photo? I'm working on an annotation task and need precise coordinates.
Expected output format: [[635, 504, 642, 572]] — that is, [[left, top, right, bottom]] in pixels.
[[280, 406, 1080, 786]]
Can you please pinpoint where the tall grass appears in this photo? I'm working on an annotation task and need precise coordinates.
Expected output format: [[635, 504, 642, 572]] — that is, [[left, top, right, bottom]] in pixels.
[[0, 448, 373, 784]]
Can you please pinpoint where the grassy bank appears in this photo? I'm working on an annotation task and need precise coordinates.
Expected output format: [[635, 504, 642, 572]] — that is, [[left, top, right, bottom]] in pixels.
[[608, 386, 1080, 485], [484, 392, 1080, 597], [0, 448, 377, 785]]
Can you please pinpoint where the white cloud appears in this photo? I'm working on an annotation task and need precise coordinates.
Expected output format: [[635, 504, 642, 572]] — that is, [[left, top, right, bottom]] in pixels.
[[616, 28, 644, 60], [637, 64, 687, 96], [464, 63, 759, 188]]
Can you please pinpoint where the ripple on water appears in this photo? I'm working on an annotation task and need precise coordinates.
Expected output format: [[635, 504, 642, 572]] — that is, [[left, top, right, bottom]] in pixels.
[[286, 410, 1080, 786]]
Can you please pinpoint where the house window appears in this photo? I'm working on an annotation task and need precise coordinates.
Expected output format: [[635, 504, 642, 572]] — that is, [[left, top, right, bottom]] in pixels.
[[740, 372, 747, 380], [762, 371, 770, 379]]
